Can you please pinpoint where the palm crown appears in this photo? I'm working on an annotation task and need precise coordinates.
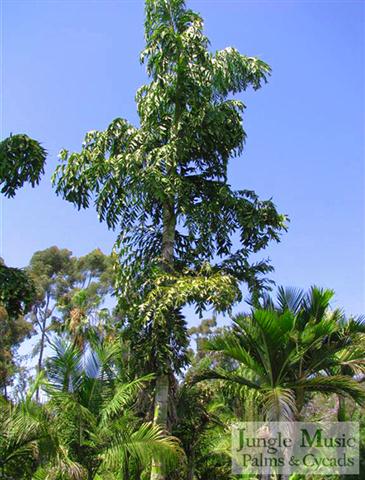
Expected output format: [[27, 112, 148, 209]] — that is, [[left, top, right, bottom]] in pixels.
[[200, 287, 365, 421]]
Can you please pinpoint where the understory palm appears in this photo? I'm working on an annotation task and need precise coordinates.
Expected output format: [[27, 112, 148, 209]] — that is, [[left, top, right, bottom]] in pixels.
[[1, 339, 180, 480]]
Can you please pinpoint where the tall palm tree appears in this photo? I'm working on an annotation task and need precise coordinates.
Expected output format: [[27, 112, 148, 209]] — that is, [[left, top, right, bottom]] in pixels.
[[197, 287, 365, 421]]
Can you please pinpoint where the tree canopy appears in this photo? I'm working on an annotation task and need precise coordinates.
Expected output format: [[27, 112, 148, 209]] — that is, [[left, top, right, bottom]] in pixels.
[[0, 134, 46, 198]]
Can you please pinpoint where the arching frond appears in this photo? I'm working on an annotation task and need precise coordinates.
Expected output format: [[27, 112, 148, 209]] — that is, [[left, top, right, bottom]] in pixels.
[[293, 375, 365, 405], [102, 422, 181, 474], [100, 374, 155, 425]]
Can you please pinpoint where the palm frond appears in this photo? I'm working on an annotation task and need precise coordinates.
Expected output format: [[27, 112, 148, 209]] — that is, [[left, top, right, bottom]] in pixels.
[[292, 375, 365, 405], [47, 339, 83, 392], [261, 387, 297, 421], [205, 333, 265, 378], [100, 374, 154, 425], [213, 47, 271, 97], [102, 422, 181, 474], [276, 286, 305, 314], [45, 444, 87, 480], [301, 286, 334, 325], [191, 367, 260, 390]]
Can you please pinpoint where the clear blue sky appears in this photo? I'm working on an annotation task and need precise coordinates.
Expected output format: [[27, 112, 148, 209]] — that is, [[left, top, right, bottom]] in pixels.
[[2, 0, 364, 318]]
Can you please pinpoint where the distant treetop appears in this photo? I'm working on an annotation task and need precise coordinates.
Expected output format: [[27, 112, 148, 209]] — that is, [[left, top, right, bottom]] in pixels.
[[0, 134, 46, 198]]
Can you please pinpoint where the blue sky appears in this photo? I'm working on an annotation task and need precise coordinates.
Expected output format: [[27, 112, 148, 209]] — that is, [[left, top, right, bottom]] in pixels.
[[2, 0, 364, 319]]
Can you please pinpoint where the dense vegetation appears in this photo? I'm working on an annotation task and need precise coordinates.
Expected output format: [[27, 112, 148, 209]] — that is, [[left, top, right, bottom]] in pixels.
[[1, 0, 364, 479]]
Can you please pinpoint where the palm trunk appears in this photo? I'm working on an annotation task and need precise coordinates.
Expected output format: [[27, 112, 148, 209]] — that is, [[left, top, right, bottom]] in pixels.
[[151, 374, 170, 480], [35, 321, 46, 402], [337, 394, 346, 422], [153, 374, 169, 426], [336, 395, 347, 480], [151, 202, 176, 480], [151, 12, 180, 468]]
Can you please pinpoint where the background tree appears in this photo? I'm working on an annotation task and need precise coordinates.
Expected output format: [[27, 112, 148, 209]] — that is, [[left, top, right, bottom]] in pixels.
[[26, 246, 75, 381], [54, 248, 115, 349], [0, 132, 46, 397], [53, 7, 286, 477], [0, 133, 46, 198], [27, 247, 115, 389], [0, 258, 36, 397]]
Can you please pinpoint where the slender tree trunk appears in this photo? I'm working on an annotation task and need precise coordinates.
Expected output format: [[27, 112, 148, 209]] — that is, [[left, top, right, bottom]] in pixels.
[[35, 298, 49, 401], [153, 374, 170, 426], [186, 448, 195, 480], [151, 375, 170, 480], [35, 319, 46, 402], [337, 395, 346, 422], [151, 202, 176, 480], [37, 317, 46, 373], [151, 15, 181, 471], [336, 395, 347, 480], [124, 452, 130, 480]]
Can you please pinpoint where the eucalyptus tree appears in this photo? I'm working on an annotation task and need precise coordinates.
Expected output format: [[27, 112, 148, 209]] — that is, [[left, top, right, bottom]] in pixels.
[[27, 246, 115, 385], [53, 1, 286, 476], [53, 248, 115, 350], [27, 246, 75, 381]]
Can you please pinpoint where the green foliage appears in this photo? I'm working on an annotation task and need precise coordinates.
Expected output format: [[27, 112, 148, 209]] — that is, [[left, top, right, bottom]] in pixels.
[[0, 339, 181, 480], [199, 286, 365, 421], [0, 260, 36, 391], [53, 0, 287, 328], [28, 246, 75, 303], [172, 382, 232, 480], [0, 131, 45, 390], [0, 260, 36, 319], [0, 134, 46, 198], [26, 246, 115, 373], [52, 4, 288, 419], [4, 1, 362, 478], [42, 338, 180, 479]]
